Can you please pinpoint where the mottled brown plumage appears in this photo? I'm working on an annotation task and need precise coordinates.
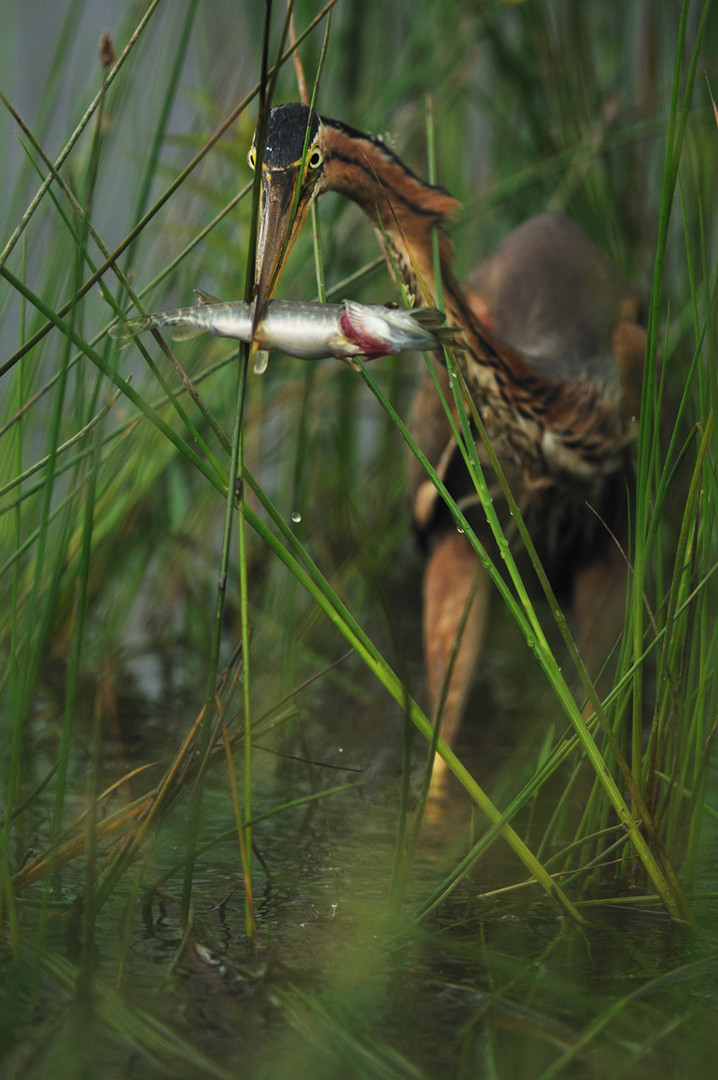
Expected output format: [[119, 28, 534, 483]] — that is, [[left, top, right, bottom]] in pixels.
[[251, 103, 646, 805]]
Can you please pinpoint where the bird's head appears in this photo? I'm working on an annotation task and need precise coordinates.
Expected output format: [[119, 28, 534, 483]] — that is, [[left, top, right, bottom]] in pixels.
[[249, 103, 326, 332]]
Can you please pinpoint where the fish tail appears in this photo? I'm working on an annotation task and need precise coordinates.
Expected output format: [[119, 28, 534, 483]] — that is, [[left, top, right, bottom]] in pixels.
[[109, 308, 207, 346], [108, 315, 153, 347]]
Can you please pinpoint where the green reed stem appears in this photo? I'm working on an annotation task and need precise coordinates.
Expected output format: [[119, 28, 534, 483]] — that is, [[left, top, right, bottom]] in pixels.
[[359, 356, 691, 921], [240, 466, 583, 922], [0, 1, 339, 380]]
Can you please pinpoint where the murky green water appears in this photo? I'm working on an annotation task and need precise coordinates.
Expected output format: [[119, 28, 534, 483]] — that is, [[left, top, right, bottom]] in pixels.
[[82, 776, 718, 1080], [5, 582, 718, 1080]]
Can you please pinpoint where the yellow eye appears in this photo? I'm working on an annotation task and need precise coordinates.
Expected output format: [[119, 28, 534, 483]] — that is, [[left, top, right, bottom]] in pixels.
[[307, 146, 323, 170], [247, 146, 256, 170]]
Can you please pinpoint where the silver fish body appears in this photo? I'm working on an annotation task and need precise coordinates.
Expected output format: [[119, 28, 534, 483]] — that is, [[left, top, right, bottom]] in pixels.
[[110, 293, 450, 361]]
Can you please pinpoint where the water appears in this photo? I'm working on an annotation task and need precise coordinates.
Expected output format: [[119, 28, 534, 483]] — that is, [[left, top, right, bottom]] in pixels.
[[84, 778, 718, 1080], [9, 623, 717, 1080]]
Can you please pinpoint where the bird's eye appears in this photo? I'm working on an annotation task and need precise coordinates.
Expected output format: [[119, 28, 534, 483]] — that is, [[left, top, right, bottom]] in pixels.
[[247, 146, 256, 170], [307, 146, 323, 170]]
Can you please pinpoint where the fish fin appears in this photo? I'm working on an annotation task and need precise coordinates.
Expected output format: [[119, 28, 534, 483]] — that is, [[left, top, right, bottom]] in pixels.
[[194, 288, 222, 305], [169, 323, 206, 341]]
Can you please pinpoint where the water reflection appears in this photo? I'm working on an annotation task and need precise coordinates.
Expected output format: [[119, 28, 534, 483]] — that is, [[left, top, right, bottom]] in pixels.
[[14, 578, 717, 1080]]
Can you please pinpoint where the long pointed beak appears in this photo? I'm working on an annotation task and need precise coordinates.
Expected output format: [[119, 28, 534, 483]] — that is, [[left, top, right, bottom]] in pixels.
[[251, 166, 311, 337]]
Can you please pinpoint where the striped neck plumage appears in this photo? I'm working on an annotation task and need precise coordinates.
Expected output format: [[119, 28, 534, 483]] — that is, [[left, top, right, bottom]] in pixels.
[[316, 116, 630, 484], [318, 116, 459, 306], [318, 117, 527, 362]]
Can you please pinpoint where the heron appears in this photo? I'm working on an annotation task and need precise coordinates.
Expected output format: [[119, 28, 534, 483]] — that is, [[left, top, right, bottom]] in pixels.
[[249, 102, 646, 805]]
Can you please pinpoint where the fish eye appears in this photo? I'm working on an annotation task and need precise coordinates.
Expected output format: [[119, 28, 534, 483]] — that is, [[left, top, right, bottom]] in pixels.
[[307, 146, 323, 170], [247, 146, 256, 170]]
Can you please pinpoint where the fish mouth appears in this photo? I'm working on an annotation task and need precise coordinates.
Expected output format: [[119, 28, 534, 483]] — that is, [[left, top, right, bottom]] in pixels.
[[251, 166, 314, 337]]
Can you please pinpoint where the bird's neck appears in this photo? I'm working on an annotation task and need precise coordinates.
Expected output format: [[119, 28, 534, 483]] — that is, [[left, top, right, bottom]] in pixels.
[[321, 119, 627, 483], [321, 119, 458, 303], [321, 119, 514, 349]]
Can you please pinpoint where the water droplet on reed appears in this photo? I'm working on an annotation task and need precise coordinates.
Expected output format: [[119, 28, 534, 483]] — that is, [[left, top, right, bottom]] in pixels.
[[290, 510, 302, 524]]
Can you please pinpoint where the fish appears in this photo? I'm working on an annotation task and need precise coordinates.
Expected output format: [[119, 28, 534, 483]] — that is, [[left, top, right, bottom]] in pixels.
[[109, 291, 453, 369]]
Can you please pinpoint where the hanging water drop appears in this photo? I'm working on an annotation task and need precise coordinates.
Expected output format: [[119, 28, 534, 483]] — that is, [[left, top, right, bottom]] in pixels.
[[291, 510, 302, 524], [253, 349, 269, 375]]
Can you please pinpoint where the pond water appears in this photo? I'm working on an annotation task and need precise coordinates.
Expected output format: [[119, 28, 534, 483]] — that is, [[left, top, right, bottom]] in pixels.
[[7, 604, 718, 1080], [75, 784, 718, 1079]]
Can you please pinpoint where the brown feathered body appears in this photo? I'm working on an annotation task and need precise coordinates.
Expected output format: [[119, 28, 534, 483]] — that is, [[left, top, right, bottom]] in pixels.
[[252, 104, 647, 805]]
